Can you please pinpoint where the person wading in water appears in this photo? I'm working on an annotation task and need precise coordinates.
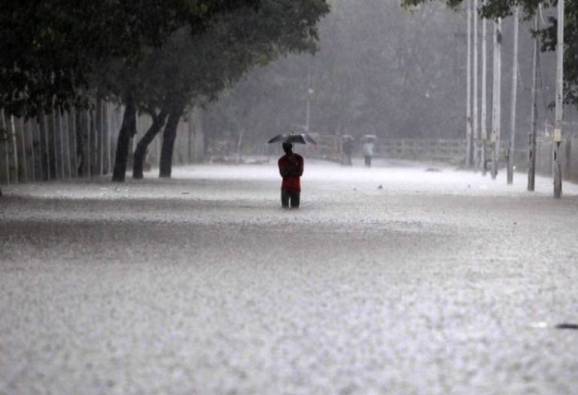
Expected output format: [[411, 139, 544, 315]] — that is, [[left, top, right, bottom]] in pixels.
[[278, 142, 304, 208]]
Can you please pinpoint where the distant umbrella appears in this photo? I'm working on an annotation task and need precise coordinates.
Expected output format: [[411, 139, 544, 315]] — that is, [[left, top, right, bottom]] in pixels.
[[268, 133, 317, 145], [361, 134, 377, 142], [341, 134, 354, 141]]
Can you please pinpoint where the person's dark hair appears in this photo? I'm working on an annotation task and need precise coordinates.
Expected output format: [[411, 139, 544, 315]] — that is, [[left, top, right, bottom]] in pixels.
[[282, 142, 293, 153]]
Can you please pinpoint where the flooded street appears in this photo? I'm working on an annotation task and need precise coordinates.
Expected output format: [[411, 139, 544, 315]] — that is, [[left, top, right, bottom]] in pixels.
[[2, 161, 578, 394]]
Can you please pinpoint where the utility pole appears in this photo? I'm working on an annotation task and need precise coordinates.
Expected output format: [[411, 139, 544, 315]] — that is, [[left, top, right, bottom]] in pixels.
[[481, 10, 488, 175], [553, 0, 564, 198], [491, 18, 502, 179], [305, 68, 313, 133], [507, 7, 519, 185], [473, 0, 479, 169], [528, 10, 540, 191], [305, 88, 313, 133], [466, 0, 473, 167]]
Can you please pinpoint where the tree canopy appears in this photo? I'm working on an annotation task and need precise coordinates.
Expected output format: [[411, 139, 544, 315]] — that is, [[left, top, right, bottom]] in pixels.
[[126, 0, 330, 178], [0, 0, 259, 117], [0, 0, 330, 180]]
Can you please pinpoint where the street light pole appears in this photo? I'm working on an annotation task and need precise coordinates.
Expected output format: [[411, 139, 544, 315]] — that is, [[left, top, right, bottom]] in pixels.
[[481, 9, 488, 175], [553, 0, 564, 198], [305, 68, 313, 134], [491, 18, 502, 180], [507, 6, 519, 185], [466, 0, 473, 168], [473, 0, 479, 169], [528, 9, 540, 192]]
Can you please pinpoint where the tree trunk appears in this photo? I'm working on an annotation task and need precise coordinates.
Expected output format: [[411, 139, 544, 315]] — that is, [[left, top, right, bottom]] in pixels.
[[112, 97, 137, 182], [133, 110, 168, 179], [159, 104, 184, 178]]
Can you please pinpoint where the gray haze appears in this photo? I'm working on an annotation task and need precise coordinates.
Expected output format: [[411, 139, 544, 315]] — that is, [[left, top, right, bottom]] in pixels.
[[204, 0, 571, 152]]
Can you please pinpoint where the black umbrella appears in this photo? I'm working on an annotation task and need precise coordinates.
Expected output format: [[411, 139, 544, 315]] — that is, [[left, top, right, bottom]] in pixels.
[[268, 133, 317, 145]]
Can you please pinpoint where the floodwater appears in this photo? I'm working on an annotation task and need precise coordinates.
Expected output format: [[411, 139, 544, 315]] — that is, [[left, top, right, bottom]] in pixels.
[[1, 159, 578, 394]]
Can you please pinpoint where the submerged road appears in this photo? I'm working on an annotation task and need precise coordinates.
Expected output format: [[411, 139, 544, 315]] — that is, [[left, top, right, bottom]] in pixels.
[[1, 160, 578, 394]]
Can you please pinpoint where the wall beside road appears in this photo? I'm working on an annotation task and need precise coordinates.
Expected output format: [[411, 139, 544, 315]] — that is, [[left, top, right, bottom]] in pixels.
[[376, 138, 466, 165], [0, 105, 205, 185]]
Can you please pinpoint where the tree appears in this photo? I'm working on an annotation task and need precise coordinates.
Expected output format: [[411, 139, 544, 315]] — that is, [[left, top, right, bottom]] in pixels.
[[0, 1, 201, 115], [128, 0, 330, 179], [0, 1, 260, 180], [99, 1, 261, 182]]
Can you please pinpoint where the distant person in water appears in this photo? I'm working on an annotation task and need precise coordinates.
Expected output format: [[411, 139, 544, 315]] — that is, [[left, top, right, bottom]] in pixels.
[[342, 137, 354, 166], [362, 140, 375, 167], [278, 142, 304, 208]]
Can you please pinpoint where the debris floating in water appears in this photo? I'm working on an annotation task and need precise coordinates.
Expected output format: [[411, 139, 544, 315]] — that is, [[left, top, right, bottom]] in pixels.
[[555, 323, 578, 330]]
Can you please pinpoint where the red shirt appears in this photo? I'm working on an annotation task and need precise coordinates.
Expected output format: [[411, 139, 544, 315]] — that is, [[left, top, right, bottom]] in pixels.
[[278, 153, 304, 192]]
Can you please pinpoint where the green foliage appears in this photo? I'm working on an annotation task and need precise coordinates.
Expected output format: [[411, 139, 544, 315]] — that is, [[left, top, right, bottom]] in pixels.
[[126, 0, 329, 115], [0, 0, 259, 117]]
